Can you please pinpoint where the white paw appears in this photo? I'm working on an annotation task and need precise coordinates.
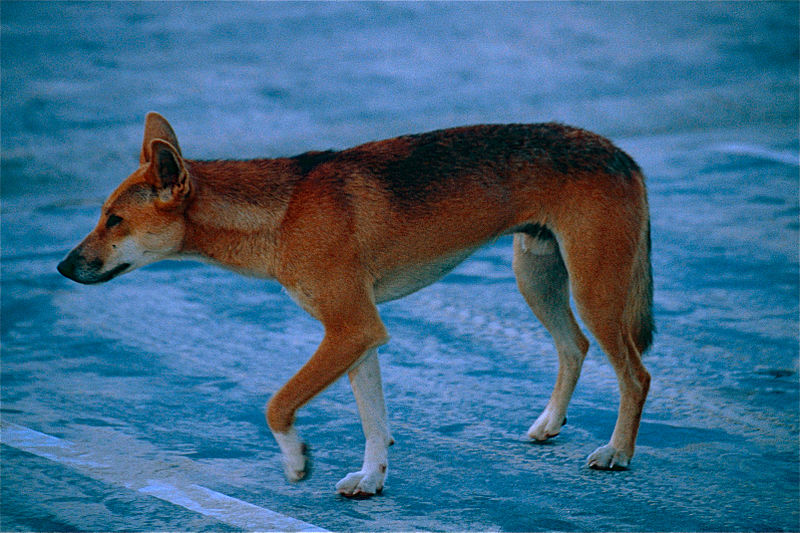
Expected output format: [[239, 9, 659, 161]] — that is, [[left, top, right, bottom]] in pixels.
[[273, 429, 310, 481], [586, 444, 630, 470], [527, 407, 566, 441], [335, 466, 386, 498], [283, 442, 310, 481]]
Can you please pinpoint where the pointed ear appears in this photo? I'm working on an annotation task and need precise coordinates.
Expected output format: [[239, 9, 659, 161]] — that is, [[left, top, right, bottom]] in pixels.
[[140, 112, 182, 164], [148, 139, 190, 202]]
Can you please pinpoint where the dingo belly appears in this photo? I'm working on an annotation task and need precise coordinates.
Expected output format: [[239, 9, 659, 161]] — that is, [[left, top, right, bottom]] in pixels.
[[372, 247, 476, 304]]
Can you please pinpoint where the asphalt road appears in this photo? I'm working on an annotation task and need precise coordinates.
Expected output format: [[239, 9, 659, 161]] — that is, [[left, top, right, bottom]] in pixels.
[[2, 3, 798, 531]]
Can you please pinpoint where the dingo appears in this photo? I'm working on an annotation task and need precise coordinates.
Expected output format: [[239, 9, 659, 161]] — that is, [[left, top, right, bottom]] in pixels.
[[59, 113, 653, 497]]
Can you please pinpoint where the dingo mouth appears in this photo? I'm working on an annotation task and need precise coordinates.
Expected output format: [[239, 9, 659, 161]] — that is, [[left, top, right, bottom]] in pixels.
[[58, 260, 131, 285], [94, 262, 132, 283]]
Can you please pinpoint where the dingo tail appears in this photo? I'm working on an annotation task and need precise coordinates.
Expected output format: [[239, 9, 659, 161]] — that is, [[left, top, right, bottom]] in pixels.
[[628, 216, 655, 354]]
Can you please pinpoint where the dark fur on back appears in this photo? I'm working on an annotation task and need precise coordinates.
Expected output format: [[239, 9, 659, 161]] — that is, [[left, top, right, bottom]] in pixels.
[[287, 123, 640, 205]]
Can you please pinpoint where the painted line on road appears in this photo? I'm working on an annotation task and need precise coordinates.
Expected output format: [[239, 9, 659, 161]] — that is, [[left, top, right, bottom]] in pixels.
[[137, 480, 327, 532], [0, 421, 328, 532]]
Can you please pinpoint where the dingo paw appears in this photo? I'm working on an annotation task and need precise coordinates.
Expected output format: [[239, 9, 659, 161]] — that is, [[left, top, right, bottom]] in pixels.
[[283, 442, 311, 481], [274, 430, 311, 482], [586, 444, 630, 470], [335, 466, 386, 498], [527, 408, 566, 441]]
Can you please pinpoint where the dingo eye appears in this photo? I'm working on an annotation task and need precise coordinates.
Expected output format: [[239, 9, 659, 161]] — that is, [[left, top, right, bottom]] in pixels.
[[106, 214, 123, 228]]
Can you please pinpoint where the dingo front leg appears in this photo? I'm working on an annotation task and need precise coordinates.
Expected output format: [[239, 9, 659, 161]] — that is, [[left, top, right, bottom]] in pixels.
[[266, 282, 389, 486], [336, 349, 393, 498], [272, 426, 309, 481]]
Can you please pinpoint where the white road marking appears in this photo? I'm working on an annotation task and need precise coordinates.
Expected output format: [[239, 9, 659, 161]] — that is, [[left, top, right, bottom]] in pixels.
[[138, 481, 326, 532], [0, 421, 328, 532]]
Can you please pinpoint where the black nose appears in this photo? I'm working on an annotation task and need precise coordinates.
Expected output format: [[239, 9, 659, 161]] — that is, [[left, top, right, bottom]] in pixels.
[[57, 257, 75, 279], [57, 249, 88, 282]]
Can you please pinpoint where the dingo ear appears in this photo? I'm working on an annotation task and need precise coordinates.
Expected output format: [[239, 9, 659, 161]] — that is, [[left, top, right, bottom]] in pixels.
[[140, 112, 182, 164], [147, 139, 190, 204]]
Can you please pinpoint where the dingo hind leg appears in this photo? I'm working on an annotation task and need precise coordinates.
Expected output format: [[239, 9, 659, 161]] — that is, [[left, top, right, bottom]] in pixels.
[[558, 196, 653, 470], [513, 228, 589, 442]]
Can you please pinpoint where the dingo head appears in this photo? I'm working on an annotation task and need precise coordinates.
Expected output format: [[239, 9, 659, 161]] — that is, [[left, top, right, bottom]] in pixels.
[[58, 113, 192, 284]]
